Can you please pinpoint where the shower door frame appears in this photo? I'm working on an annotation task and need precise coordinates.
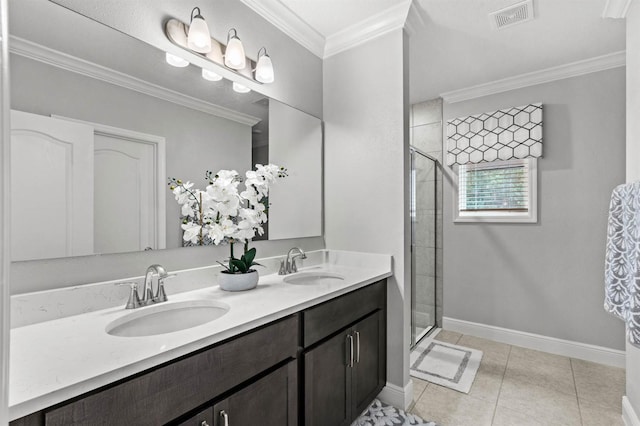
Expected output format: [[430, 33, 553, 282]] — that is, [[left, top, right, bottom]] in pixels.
[[410, 147, 438, 349]]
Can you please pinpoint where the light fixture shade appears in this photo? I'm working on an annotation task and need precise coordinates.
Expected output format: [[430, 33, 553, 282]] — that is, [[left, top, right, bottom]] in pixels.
[[202, 68, 223, 81], [225, 29, 246, 70], [255, 48, 274, 83], [233, 82, 250, 93], [165, 52, 190, 67], [187, 7, 211, 53]]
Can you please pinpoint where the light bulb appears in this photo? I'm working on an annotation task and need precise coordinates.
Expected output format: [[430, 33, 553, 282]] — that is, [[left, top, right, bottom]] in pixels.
[[165, 52, 189, 67], [255, 49, 274, 83], [225, 29, 246, 70], [187, 7, 212, 53], [202, 68, 223, 81], [233, 82, 250, 93]]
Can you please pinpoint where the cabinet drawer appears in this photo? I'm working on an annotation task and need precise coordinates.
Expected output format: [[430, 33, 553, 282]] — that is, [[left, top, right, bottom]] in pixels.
[[44, 315, 298, 426], [303, 280, 385, 347]]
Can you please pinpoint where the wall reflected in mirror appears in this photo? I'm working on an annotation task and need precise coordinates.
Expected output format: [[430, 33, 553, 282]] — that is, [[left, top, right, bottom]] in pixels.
[[8, 0, 322, 262]]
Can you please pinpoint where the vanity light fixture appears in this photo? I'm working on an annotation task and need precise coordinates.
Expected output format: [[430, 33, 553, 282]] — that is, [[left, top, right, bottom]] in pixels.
[[187, 7, 212, 53], [224, 29, 246, 70], [254, 47, 274, 83], [202, 68, 223, 81], [232, 82, 250, 93], [165, 15, 274, 86], [165, 52, 190, 67]]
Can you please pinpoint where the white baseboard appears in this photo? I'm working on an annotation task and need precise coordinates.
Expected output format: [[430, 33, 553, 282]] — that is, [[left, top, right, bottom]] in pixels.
[[623, 396, 640, 426], [378, 380, 413, 410], [443, 317, 626, 368]]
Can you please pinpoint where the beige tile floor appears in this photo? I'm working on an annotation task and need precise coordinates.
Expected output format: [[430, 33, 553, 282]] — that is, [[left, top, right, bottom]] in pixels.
[[409, 330, 626, 426]]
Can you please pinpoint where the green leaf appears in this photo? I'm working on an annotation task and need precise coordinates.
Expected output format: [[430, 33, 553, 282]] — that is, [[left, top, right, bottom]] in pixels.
[[216, 261, 231, 272], [230, 259, 248, 273], [244, 248, 256, 265]]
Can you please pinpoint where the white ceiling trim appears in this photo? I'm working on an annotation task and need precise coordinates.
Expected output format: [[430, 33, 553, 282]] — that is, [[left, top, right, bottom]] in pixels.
[[324, 1, 412, 58], [441, 51, 626, 104], [9, 36, 261, 126], [602, 0, 633, 18], [239, 0, 325, 58]]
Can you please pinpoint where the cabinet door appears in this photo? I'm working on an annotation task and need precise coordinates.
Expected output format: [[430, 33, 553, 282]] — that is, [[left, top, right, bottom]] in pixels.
[[304, 331, 352, 426], [213, 361, 297, 426], [351, 311, 386, 417], [176, 407, 213, 426]]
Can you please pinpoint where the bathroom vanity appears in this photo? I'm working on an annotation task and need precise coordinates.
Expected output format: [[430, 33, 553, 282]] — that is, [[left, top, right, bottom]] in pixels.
[[9, 251, 391, 426]]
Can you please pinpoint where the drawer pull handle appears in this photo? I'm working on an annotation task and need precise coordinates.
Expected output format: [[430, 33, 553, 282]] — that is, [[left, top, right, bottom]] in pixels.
[[355, 331, 360, 363], [201, 422, 210, 426], [346, 334, 354, 367], [220, 410, 229, 426]]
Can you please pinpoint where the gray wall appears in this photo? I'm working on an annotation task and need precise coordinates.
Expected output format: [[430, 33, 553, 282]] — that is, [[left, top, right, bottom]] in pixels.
[[443, 67, 627, 351], [324, 29, 411, 397], [10, 55, 252, 252], [626, 1, 640, 417]]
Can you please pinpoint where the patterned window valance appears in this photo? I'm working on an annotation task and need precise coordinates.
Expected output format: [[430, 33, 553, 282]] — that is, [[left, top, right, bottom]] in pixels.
[[446, 103, 542, 166]]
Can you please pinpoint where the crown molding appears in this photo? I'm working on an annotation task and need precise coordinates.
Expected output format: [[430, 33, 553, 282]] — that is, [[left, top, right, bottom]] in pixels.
[[324, 1, 412, 58], [9, 36, 261, 126], [602, 0, 633, 18], [239, 0, 411, 59], [238, 0, 325, 58], [441, 51, 626, 103]]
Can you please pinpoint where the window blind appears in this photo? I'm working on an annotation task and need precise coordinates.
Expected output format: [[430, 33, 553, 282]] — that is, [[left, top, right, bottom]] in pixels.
[[459, 163, 529, 212]]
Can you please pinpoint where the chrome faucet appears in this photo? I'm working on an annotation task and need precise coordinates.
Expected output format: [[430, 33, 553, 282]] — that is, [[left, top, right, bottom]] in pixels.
[[280, 247, 307, 275], [118, 264, 173, 309], [143, 264, 170, 305]]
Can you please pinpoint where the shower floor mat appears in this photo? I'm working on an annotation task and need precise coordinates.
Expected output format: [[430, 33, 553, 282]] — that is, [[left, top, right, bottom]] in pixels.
[[410, 338, 483, 393]]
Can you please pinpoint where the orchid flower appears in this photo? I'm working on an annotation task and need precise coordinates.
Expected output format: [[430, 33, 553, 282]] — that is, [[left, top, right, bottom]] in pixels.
[[169, 164, 287, 270]]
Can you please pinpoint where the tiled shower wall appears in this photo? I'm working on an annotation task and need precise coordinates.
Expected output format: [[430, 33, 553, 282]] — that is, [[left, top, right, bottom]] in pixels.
[[410, 98, 443, 329]]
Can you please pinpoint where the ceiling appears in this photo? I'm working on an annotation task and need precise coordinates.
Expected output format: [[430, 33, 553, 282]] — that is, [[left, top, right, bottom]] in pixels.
[[242, 0, 626, 104]]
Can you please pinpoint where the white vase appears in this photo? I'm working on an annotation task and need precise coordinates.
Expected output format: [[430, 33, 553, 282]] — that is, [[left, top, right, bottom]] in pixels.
[[218, 269, 259, 291]]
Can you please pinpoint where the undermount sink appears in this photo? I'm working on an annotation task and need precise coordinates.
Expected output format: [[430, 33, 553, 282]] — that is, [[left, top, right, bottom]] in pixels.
[[106, 299, 230, 337], [283, 271, 345, 285]]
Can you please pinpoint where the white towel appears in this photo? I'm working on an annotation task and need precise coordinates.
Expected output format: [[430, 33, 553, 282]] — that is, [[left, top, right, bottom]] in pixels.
[[604, 181, 640, 347]]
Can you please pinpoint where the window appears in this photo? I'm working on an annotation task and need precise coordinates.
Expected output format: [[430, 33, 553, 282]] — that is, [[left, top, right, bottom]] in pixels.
[[455, 158, 537, 223]]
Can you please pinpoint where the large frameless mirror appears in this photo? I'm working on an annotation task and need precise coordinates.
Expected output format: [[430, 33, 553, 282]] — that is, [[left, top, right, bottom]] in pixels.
[[7, 0, 322, 262]]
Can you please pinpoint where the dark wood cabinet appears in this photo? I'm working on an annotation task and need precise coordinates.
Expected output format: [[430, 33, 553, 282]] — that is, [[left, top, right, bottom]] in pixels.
[[212, 361, 297, 426], [43, 315, 298, 426], [10, 280, 387, 426], [304, 331, 352, 426], [303, 310, 385, 426], [351, 311, 385, 417], [176, 407, 213, 426], [303, 280, 387, 426]]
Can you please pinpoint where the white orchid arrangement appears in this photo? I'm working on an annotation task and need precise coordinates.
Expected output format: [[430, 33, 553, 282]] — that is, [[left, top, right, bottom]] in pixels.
[[168, 164, 287, 274]]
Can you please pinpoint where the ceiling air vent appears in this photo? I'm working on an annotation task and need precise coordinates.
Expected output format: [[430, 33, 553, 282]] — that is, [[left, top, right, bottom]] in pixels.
[[489, 0, 534, 30]]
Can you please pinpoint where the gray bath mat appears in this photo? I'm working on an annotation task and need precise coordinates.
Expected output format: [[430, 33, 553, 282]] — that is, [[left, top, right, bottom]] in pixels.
[[410, 339, 483, 393], [352, 398, 437, 426]]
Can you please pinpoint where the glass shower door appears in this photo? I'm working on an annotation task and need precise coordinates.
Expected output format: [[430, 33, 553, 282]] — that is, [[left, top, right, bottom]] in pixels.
[[410, 148, 437, 348]]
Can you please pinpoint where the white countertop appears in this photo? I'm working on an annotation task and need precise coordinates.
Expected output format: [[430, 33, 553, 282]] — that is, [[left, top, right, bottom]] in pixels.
[[9, 250, 392, 421]]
